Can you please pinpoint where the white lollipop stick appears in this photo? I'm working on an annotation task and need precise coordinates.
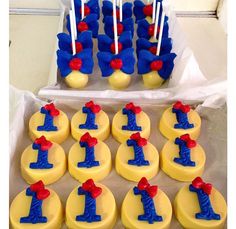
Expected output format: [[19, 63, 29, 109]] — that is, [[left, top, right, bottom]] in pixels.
[[152, 0, 156, 23], [69, 10, 76, 55], [81, 0, 85, 20], [153, 2, 160, 39], [113, 0, 119, 54], [156, 12, 165, 56], [70, 0, 77, 39], [119, 0, 123, 22]]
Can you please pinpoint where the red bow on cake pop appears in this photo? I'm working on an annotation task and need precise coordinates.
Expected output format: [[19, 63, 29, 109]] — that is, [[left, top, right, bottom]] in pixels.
[[192, 177, 212, 195], [85, 101, 101, 113], [125, 102, 142, 114], [82, 179, 102, 199], [43, 103, 60, 117], [130, 132, 147, 147], [34, 136, 53, 151], [173, 101, 191, 113], [180, 134, 196, 148], [30, 180, 50, 200], [80, 132, 98, 147], [137, 177, 158, 198]]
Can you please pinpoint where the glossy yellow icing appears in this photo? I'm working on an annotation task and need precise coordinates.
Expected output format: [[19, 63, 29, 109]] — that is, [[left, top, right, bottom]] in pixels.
[[71, 109, 110, 141], [10, 188, 63, 229], [142, 71, 164, 88], [66, 183, 117, 229], [115, 141, 159, 181], [174, 185, 227, 229], [108, 70, 131, 90], [159, 107, 201, 140], [146, 16, 153, 24], [29, 109, 70, 144], [121, 188, 172, 229], [68, 140, 112, 182], [112, 110, 151, 143], [160, 140, 206, 181], [21, 142, 66, 185], [64, 70, 88, 89], [149, 37, 158, 42]]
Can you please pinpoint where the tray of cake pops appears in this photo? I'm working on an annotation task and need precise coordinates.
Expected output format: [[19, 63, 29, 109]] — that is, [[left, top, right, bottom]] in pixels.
[[10, 87, 227, 228], [38, 0, 207, 100]]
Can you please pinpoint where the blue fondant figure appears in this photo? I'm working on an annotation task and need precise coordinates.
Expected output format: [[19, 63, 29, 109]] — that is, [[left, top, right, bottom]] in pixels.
[[74, 0, 100, 19]]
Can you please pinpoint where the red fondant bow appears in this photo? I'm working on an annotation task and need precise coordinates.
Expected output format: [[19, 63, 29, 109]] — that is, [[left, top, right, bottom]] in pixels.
[[82, 179, 102, 199], [173, 101, 191, 113], [80, 132, 98, 147], [180, 134, 196, 148], [85, 101, 101, 113], [34, 136, 53, 151], [192, 177, 212, 195], [125, 102, 142, 114], [43, 103, 60, 117], [30, 180, 50, 200], [137, 177, 158, 198], [130, 132, 147, 147]]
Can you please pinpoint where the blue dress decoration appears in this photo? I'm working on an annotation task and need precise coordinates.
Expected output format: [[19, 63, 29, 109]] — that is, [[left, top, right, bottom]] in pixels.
[[98, 31, 132, 53], [97, 48, 135, 77], [133, 177, 163, 224], [189, 177, 221, 220], [74, 0, 100, 19], [57, 31, 93, 54], [172, 101, 194, 129], [137, 50, 176, 80], [57, 49, 93, 77], [76, 179, 102, 222]]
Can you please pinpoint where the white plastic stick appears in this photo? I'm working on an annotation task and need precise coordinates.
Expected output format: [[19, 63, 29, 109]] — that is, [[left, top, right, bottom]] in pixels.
[[113, 0, 119, 54], [152, 0, 156, 23], [81, 0, 85, 20], [69, 10, 76, 55], [153, 2, 160, 39], [119, 0, 123, 22], [70, 0, 77, 39], [156, 12, 165, 56]]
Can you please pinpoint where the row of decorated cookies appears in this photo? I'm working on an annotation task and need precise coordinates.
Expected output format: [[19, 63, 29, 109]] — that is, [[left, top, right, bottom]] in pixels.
[[10, 101, 227, 228]]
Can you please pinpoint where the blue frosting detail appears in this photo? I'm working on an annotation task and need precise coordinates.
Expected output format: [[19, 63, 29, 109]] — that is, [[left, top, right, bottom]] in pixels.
[[137, 17, 169, 39], [57, 49, 93, 77], [102, 1, 132, 23], [173, 138, 195, 166], [133, 187, 163, 224], [79, 107, 98, 130], [122, 108, 142, 131], [172, 108, 194, 129], [127, 139, 149, 166], [20, 188, 47, 224], [74, 0, 100, 19], [76, 187, 101, 222], [57, 31, 93, 54], [104, 16, 134, 38], [98, 31, 132, 53], [136, 37, 172, 57], [137, 50, 176, 80], [78, 141, 100, 168], [37, 107, 58, 132], [30, 143, 53, 169], [189, 185, 221, 220], [66, 14, 99, 38], [97, 48, 135, 77]]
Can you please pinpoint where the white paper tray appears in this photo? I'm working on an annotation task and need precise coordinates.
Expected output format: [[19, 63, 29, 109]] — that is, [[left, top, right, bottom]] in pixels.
[[10, 87, 227, 228]]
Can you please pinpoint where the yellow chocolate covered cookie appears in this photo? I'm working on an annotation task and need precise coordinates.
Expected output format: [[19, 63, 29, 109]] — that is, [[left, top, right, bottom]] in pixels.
[[66, 179, 117, 229], [29, 103, 70, 144], [65, 71, 88, 89]]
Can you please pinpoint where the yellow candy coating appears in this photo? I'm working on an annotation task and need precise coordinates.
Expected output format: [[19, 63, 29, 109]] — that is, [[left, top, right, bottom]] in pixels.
[[29, 109, 70, 144], [145, 16, 153, 24], [159, 107, 201, 140], [71, 109, 110, 141], [174, 185, 227, 229], [108, 70, 131, 90], [160, 140, 206, 181], [68, 140, 112, 182], [10, 188, 63, 229], [142, 71, 165, 89], [115, 141, 159, 182], [64, 70, 88, 89], [112, 110, 151, 143], [121, 188, 172, 229], [66, 183, 117, 229], [21, 142, 66, 185]]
